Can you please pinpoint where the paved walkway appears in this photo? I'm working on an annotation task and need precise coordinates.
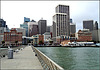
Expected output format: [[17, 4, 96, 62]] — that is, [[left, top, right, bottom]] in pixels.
[[1, 46, 43, 70]]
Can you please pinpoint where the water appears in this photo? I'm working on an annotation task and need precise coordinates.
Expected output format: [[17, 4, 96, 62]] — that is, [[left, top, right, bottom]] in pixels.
[[37, 47, 100, 70]]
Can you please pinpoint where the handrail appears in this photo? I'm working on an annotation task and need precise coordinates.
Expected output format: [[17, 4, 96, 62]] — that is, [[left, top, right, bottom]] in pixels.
[[32, 46, 64, 70]]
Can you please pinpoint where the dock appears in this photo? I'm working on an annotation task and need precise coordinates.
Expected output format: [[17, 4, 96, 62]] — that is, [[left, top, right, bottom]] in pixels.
[[1, 46, 43, 70]]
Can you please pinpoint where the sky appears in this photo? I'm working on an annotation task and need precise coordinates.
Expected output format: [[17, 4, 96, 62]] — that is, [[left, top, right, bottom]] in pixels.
[[1, 1, 99, 32]]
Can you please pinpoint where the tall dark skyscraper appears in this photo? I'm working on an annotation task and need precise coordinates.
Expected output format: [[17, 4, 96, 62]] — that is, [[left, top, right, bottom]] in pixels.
[[94, 21, 98, 30], [83, 20, 93, 31], [53, 4, 70, 37], [0, 18, 6, 27], [38, 19, 47, 35]]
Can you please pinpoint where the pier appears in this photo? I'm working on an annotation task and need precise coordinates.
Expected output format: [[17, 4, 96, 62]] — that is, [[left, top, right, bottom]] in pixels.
[[1, 46, 64, 70], [1, 46, 43, 70]]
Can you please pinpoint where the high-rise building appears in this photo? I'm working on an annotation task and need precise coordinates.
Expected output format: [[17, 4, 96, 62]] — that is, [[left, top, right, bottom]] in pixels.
[[46, 26, 51, 32], [70, 23, 76, 34], [28, 22, 39, 37], [94, 21, 98, 30], [83, 20, 93, 31], [20, 24, 28, 37], [24, 17, 30, 22], [38, 19, 47, 35], [0, 18, 6, 27], [53, 4, 70, 37]]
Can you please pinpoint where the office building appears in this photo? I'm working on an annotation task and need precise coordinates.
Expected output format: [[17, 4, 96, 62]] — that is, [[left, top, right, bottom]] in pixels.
[[24, 17, 30, 22], [70, 23, 76, 34], [28, 22, 39, 37], [0, 18, 6, 27], [38, 19, 47, 35], [83, 20, 93, 31], [94, 21, 98, 30], [46, 26, 51, 32], [53, 5, 70, 37]]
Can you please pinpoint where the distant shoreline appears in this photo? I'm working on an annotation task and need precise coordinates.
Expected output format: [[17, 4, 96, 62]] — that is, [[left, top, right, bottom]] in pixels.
[[34, 46, 100, 47]]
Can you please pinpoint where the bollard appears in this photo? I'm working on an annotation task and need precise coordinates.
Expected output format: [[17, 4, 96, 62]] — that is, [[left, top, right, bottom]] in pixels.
[[8, 48, 13, 59]]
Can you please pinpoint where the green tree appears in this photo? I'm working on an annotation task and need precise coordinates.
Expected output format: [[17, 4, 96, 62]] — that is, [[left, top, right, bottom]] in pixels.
[[39, 41, 43, 45]]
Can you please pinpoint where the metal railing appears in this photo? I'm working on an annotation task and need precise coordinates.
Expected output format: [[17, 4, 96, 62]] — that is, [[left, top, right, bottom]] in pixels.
[[32, 46, 64, 70]]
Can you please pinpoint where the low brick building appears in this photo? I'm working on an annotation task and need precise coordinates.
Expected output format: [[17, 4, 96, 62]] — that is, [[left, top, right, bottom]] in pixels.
[[76, 29, 92, 42], [39, 35, 44, 44], [4, 28, 22, 46]]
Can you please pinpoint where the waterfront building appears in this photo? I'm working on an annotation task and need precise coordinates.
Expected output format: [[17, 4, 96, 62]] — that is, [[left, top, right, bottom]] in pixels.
[[43, 32, 51, 44], [76, 29, 92, 42], [83, 20, 93, 31], [70, 23, 76, 34], [16, 28, 26, 36], [32, 35, 39, 45], [22, 36, 33, 45], [39, 35, 44, 44], [38, 19, 47, 35], [24, 17, 30, 22], [92, 29, 100, 42], [28, 21, 39, 37], [53, 4, 70, 38], [4, 28, 22, 46]]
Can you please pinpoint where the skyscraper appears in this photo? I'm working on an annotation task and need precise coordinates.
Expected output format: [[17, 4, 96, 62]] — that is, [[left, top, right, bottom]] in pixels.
[[83, 20, 93, 31], [94, 21, 98, 30], [53, 4, 70, 37], [70, 23, 76, 34], [38, 19, 47, 35], [24, 17, 30, 22], [28, 21, 39, 37]]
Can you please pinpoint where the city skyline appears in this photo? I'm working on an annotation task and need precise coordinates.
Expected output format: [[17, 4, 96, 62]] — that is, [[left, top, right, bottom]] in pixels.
[[1, 1, 99, 32]]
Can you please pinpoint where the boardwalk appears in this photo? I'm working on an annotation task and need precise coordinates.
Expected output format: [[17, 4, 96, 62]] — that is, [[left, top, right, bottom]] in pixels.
[[1, 46, 43, 70]]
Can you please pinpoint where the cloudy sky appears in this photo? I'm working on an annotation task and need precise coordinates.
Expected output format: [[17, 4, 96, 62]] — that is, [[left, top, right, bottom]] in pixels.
[[1, 1, 99, 32]]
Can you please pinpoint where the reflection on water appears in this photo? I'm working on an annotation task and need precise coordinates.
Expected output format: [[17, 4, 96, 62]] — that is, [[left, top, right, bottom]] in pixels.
[[37, 47, 100, 70]]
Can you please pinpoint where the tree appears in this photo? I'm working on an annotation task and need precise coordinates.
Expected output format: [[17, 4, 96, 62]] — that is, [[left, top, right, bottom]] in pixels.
[[2, 40, 5, 44], [49, 40, 53, 45], [15, 41, 18, 46], [39, 41, 43, 45]]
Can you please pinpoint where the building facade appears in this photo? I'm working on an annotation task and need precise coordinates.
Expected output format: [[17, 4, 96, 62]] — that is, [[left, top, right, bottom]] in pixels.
[[24, 17, 30, 22], [20, 23, 28, 37], [39, 35, 44, 44], [70, 23, 76, 34], [4, 28, 22, 45], [46, 26, 51, 32], [92, 29, 100, 42], [83, 20, 93, 31], [94, 21, 98, 30], [38, 19, 47, 35], [28, 22, 39, 37], [76, 29, 92, 42], [16, 28, 26, 36], [53, 5, 70, 37]]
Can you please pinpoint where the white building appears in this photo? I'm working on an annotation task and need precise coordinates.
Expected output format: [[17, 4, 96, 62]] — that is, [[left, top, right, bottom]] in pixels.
[[43, 32, 51, 43]]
